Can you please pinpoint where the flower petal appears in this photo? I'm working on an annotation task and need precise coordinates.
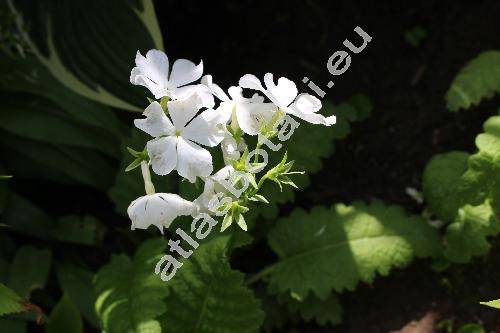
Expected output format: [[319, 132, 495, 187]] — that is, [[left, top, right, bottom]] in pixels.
[[169, 59, 203, 88], [263, 73, 298, 109], [288, 93, 336, 126], [176, 137, 213, 183], [236, 102, 276, 136], [183, 108, 228, 147], [167, 92, 203, 129], [127, 193, 195, 233], [201, 75, 230, 102], [147, 136, 178, 175], [239, 74, 265, 92], [130, 50, 169, 97], [134, 101, 174, 137], [173, 84, 215, 109]]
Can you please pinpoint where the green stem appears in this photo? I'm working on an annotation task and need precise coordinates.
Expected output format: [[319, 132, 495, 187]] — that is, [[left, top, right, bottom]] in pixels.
[[141, 161, 155, 195]]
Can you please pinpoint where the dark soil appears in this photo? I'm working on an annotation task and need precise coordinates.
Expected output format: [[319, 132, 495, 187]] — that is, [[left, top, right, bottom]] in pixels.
[[156, 1, 500, 332]]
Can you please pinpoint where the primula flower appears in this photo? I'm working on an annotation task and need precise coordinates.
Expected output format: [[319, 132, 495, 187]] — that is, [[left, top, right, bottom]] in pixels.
[[130, 49, 214, 107], [239, 73, 336, 126], [127, 193, 195, 234], [134, 93, 229, 182], [202, 75, 277, 135], [193, 165, 236, 215]]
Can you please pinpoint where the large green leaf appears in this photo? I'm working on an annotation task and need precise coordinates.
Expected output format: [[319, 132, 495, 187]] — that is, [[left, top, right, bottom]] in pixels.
[[160, 236, 265, 333], [267, 201, 440, 298], [94, 238, 170, 333], [422, 151, 471, 222], [0, 55, 125, 139], [423, 116, 500, 222], [444, 202, 500, 263], [45, 294, 83, 333], [446, 51, 500, 111], [8, 246, 52, 298], [9, 0, 163, 111], [52, 215, 104, 246], [0, 131, 115, 190]]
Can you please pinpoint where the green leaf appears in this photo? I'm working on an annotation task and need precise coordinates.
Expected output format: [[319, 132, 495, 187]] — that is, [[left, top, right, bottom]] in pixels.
[[0, 282, 24, 316], [45, 294, 83, 333], [444, 202, 500, 263], [2, 192, 54, 239], [55, 263, 99, 327], [267, 201, 440, 298], [0, 91, 119, 158], [446, 51, 500, 111], [0, 54, 125, 139], [94, 238, 170, 333], [422, 151, 471, 222], [9, 0, 163, 111], [276, 291, 342, 326], [160, 236, 264, 333], [480, 299, 500, 309], [0, 132, 116, 190], [457, 323, 485, 333], [52, 215, 104, 246], [8, 246, 51, 298]]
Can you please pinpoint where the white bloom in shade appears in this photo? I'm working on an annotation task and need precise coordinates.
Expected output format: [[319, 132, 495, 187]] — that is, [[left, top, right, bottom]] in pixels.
[[127, 193, 195, 234], [134, 93, 229, 182], [239, 73, 336, 126], [130, 49, 214, 107], [193, 166, 236, 215], [202, 75, 277, 135], [220, 129, 246, 164]]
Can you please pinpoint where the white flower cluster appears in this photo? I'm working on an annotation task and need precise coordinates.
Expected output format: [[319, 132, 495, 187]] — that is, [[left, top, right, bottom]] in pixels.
[[126, 49, 336, 235]]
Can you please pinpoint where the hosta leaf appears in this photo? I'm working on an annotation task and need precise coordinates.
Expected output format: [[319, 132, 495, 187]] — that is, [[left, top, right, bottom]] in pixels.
[[0, 55, 125, 140], [446, 51, 500, 111], [0, 131, 115, 190], [444, 202, 500, 263], [0, 282, 24, 316], [8, 246, 51, 298], [160, 236, 264, 333], [9, 0, 163, 111], [0, 91, 118, 158], [45, 294, 83, 333], [267, 201, 440, 298], [94, 238, 169, 333]]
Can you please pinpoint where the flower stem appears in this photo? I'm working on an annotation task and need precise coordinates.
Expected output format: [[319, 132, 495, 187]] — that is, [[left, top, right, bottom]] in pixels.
[[140, 161, 155, 195]]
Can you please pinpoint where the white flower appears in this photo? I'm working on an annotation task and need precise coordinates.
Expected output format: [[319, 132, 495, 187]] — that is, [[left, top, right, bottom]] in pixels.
[[220, 129, 246, 164], [130, 49, 214, 107], [239, 73, 336, 126], [202, 75, 277, 135], [134, 93, 229, 182], [193, 165, 236, 215], [127, 193, 195, 234]]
